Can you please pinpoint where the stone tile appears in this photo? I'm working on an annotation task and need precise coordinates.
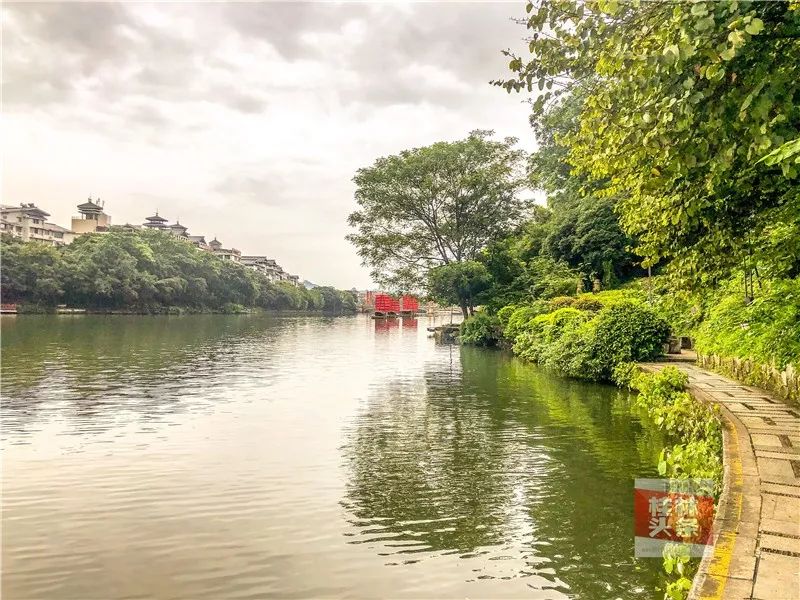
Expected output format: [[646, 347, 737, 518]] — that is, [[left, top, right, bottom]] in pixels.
[[757, 457, 798, 480], [757, 449, 800, 461], [761, 482, 800, 498], [727, 551, 758, 580], [714, 575, 756, 599], [761, 517, 800, 537], [750, 433, 782, 448], [754, 445, 800, 455], [760, 533, 800, 555], [752, 552, 800, 599], [762, 493, 800, 525]]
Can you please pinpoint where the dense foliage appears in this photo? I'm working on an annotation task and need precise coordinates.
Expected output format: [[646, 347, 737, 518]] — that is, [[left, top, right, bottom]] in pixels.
[[622, 366, 723, 600], [458, 312, 502, 347], [1, 232, 357, 314], [466, 291, 671, 382], [498, 0, 800, 282], [427, 261, 491, 318], [695, 277, 800, 371]]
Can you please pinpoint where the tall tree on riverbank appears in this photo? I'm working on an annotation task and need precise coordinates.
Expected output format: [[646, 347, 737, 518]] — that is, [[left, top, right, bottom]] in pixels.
[[347, 130, 528, 291], [496, 0, 800, 283]]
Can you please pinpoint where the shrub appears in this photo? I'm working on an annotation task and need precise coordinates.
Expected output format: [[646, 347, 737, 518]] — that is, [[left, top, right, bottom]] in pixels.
[[631, 367, 723, 492], [592, 288, 646, 307], [611, 361, 640, 389], [503, 303, 548, 341], [573, 295, 604, 312], [590, 301, 671, 378], [695, 277, 800, 370], [460, 313, 502, 346], [548, 295, 576, 310], [508, 300, 670, 382], [497, 304, 519, 329], [540, 318, 601, 379], [512, 308, 592, 374]]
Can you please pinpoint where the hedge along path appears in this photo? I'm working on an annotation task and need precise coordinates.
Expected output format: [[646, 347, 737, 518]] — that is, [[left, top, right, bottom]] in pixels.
[[643, 362, 800, 600]]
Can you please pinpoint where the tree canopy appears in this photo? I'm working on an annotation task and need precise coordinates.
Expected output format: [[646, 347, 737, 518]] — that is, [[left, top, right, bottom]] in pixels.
[[427, 261, 491, 317], [347, 130, 528, 290], [1, 230, 357, 314], [497, 0, 800, 282]]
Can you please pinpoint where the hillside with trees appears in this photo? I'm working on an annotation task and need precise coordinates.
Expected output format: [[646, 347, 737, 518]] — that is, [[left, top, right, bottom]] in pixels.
[[1, 230, 357, 314]]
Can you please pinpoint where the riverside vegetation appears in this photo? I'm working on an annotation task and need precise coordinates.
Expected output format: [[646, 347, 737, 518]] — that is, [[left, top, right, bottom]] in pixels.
[[347, 3, 798, 597], [1, 230, 358, 315]]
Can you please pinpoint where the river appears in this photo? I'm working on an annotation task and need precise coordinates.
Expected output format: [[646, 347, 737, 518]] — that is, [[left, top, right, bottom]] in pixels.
[[1, 314, 666, 599]]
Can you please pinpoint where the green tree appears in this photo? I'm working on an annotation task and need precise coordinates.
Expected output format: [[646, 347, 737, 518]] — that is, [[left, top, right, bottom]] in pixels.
[[427, 261, 491, 317], [498, 0, 800, 281], [0, 236, 65, 305], [347, 130, 528, 290], [2, 229, 357, 313]]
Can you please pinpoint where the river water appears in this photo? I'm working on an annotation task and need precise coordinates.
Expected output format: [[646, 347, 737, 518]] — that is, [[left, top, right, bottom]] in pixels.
[[1, 314, 666, 599]]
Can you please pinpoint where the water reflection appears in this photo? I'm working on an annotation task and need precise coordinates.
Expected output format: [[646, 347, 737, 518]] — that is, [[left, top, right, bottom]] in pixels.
[[342, 347, 665, 598]]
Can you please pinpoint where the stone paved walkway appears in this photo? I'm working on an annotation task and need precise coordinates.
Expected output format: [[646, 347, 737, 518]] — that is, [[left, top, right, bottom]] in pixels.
[[648, 362, 800, 600]]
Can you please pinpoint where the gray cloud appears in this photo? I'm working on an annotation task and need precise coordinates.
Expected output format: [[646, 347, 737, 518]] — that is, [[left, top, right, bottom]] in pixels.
[[3, 2, 526, 114], [3, 2, 534, 288]]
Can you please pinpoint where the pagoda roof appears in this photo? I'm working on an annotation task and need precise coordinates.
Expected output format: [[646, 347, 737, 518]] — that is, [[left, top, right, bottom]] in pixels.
[[145, 213, 168, 222], [77, 199, 103, 212]]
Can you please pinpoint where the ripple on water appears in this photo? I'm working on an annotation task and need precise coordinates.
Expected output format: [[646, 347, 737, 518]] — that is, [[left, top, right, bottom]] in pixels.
[[2, 314, 663, 599]]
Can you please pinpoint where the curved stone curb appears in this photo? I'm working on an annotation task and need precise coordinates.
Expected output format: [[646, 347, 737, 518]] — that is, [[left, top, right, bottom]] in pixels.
[[643, 363, 800, 600]]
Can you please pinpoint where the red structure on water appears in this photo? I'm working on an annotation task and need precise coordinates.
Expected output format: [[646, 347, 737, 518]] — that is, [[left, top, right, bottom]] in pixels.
[[370, 293, 420, 315]]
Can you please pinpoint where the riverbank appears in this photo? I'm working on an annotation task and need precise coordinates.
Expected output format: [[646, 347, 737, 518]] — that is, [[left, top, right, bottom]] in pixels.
[[6, 305, 358, 316], [644, 362, 800, 600]]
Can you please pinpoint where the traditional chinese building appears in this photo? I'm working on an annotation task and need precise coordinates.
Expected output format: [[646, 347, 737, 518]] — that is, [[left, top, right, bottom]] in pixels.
[[209, 237, 241, 262], [142, 212, 169, 229], [168, 221, 189, 240], [71, 197, 111, 235], [187, 235, 208, 250]]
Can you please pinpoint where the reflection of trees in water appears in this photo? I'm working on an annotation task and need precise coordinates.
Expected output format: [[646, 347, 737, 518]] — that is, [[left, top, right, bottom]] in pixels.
[[341, 347, 664, 598], [0, 315, 300, 436]]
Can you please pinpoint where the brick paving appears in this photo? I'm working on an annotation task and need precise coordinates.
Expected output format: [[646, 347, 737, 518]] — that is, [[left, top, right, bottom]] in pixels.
[[647, 362, 800, 600]]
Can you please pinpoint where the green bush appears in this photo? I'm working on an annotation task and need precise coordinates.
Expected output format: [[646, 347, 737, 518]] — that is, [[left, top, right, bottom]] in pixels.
[[630, 367, 723, 493], [503, 303, 548, 341], [695, 277, 800, 370], [590, 301, 671, 378], [497, 304, 520, 329], [573, 295, 604, 312], [548, 295, 576, 310], [512, 308, 596, 376], [611, 361, 640, 389], [508, 300, 670, 381], [460, 313, 502, 346]]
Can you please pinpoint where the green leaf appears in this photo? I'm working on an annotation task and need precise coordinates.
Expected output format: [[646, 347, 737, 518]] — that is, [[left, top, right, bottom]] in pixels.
[[695, 16, 715, 31], [745, 18, 764, 35]]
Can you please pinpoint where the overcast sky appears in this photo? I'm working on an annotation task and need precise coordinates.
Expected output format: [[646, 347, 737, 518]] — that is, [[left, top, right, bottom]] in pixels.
[[2, 1, 534, 289]]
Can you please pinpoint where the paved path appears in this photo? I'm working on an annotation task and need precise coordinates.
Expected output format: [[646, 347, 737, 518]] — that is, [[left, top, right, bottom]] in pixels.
[[647, 362, 800, 600]]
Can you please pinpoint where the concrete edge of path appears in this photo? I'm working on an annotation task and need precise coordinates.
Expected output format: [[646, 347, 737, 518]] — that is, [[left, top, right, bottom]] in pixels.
[[686, 384, 760, 600], [641, 364, 762, 600]]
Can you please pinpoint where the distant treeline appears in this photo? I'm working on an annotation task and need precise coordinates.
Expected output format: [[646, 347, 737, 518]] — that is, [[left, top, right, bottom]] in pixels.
[[1, 230, 358, 314]]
